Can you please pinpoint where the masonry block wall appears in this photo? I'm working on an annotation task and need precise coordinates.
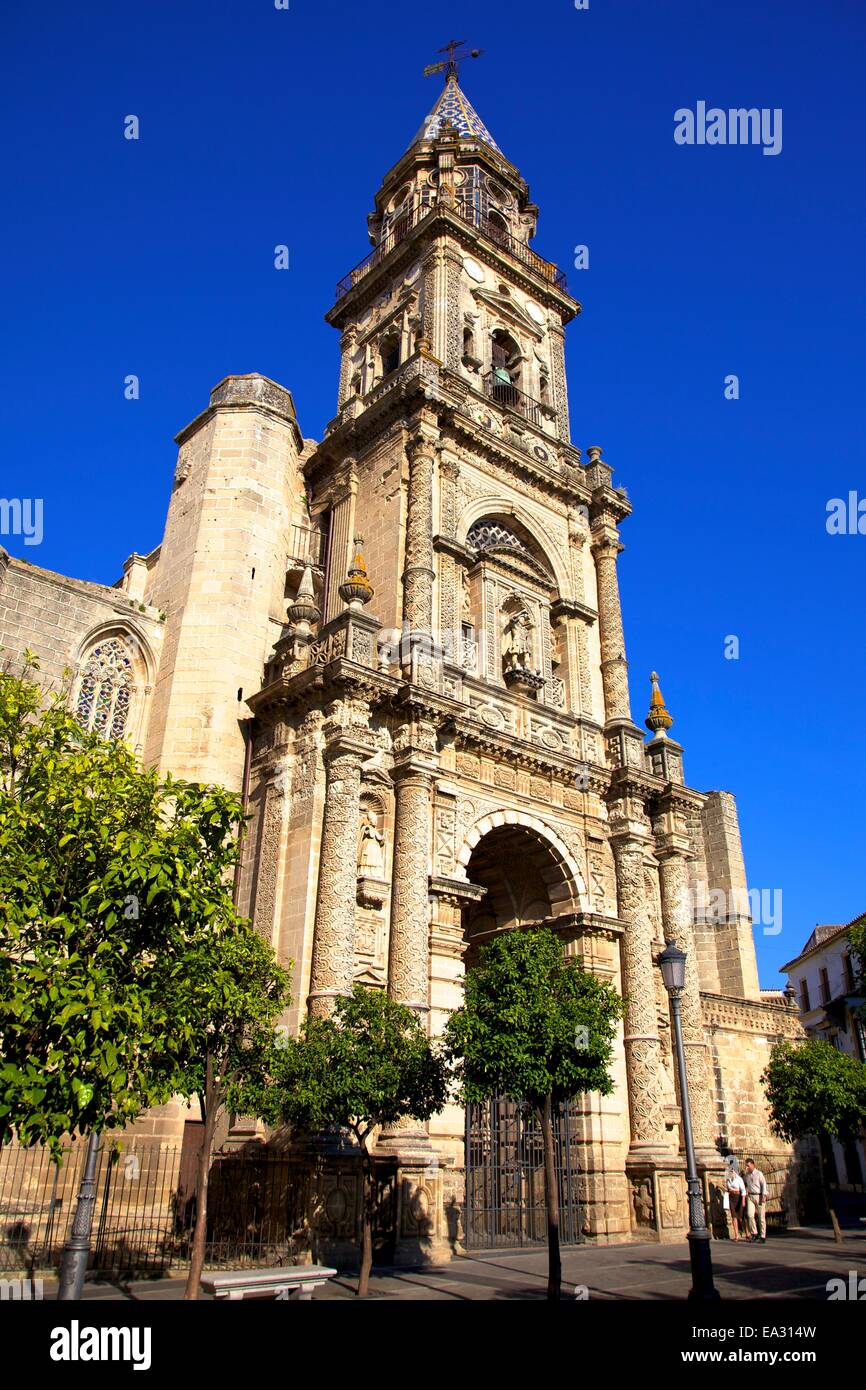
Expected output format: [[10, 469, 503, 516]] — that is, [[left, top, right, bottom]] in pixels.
[[144, 375, 306, 791], [0, 550, 164, 752]]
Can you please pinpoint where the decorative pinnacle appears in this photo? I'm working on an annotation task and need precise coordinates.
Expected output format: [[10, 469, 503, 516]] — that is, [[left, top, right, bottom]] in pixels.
[[286, 562, 321, 630], [645, 670, 674, 736], [339, 538, 374, 609]]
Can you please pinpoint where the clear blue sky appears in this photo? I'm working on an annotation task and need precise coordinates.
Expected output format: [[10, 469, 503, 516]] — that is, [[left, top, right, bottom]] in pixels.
[[4, 1, 864, 986]]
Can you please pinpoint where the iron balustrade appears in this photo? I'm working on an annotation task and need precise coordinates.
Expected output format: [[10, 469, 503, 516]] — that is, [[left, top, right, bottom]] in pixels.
[[335, 201, 568, 301], [483, 371, 547, 429]]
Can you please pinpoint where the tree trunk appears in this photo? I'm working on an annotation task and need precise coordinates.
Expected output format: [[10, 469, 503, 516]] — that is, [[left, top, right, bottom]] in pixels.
[[357, 1143, 374, 1298], [539, 1097, 561, 1302], [818, 1134, 844, 1244], [184, 1057, 221, 1299]]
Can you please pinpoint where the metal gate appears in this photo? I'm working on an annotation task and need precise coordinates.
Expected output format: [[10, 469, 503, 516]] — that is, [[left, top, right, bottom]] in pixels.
[[464, 1098, 582, 1249]]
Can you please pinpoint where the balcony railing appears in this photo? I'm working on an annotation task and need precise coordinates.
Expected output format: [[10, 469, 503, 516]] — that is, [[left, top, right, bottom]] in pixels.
[[288, 521, 328, 570], [482, 371, 549, 429], [335, 201, 567, 301], [461, 206, 568, 293]]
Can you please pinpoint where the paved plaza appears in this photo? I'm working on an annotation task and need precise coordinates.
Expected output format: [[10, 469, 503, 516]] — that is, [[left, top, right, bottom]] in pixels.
[[36, 1226, 866, 1302]]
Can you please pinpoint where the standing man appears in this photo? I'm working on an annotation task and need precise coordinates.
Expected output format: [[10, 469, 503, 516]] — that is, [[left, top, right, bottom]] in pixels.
[[744, 1158, 768, 1243]]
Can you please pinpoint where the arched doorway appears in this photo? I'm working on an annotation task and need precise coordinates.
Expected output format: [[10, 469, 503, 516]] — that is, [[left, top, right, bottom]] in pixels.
[[459, 821, 585, 1248], [462, 821, 577, 954]]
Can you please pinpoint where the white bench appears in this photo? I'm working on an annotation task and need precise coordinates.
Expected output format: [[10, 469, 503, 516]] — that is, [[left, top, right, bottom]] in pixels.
[[201, 1266, 337, 1301]]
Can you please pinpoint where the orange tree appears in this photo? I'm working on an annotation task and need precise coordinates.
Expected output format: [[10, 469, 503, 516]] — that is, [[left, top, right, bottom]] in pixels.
[[444, 927, 622, 1301]]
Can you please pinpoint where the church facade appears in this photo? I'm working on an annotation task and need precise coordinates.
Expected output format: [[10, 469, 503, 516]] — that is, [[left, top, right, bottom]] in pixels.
[[1, 71, 808, 1252]]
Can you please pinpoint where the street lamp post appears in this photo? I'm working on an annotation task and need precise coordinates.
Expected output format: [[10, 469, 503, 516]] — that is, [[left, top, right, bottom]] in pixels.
[[57, 1129, 102, 1301], [658, 941, 720, 1301]]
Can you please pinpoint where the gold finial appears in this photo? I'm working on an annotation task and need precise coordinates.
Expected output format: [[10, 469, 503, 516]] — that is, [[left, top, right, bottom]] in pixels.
[[339, 539, 374, 609], [645, 670, 674, 736]]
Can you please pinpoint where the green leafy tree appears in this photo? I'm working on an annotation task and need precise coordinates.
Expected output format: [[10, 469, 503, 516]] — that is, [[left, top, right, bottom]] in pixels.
[[762, 1038, 866, 1239], [0, 655, 290, 1295], [170, 926, 291, 1300], [444, 927, 623, 1301], [266, 984, 448, 1297]]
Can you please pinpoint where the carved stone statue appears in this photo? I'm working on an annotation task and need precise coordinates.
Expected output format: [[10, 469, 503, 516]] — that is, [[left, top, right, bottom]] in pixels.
[[358, 807, 385, 877], [501, 609, 533, 672]]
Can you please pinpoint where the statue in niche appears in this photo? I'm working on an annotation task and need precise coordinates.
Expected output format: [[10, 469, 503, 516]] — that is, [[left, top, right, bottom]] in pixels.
[[501, 609, 534, 673], [358, 803, 385, 878]]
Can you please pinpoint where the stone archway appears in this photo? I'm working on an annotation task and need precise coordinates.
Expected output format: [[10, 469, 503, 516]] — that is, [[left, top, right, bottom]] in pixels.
[[454, 815, 589, 1249], [454, 811, 588, 950]]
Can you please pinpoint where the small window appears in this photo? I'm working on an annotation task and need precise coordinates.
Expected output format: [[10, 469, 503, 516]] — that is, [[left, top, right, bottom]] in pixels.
[[487, 210, 508, 245], [799, 979, 811, 1012], [380, 335, 400, 378], [844, 954, 856, 992], [820, 967, 831, 1004]]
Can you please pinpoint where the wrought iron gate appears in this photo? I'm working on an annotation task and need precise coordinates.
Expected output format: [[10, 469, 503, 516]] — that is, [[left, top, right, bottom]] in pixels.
[[464, 1098, 582, 1249]]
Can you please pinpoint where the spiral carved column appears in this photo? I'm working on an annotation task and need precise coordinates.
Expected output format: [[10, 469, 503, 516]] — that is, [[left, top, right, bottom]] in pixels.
[[590, 530, 631, 723], [387, 761, 435, 1013], [658, 849, 717, 1155], [307, 734, 366, 1018], [612, 832, 672, 1159], [402, 433, 436, 662]]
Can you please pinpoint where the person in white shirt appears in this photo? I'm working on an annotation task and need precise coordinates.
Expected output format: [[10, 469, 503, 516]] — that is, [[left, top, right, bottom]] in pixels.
[[744, 1158, 768, 1242], [725, 1165, 747, 1241]]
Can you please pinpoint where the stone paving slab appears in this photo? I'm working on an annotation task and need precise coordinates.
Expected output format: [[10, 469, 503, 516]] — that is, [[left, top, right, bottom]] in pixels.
[[34, 1226, 866, 1302]]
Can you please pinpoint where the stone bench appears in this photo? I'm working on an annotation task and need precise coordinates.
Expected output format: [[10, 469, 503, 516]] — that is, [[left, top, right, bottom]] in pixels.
[[201, 1266, 337, 1301]]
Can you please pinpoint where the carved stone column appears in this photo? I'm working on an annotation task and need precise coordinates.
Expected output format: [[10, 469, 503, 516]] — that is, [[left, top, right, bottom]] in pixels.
[[610, 819, 672, 1161], [387, 750, 436, 1013], [658, 846, 717, 1157], [378, 720, 438, 1159], [590, 524, 631, 724], [402, 431, 436, 658], [307, 723, 368, 1018]]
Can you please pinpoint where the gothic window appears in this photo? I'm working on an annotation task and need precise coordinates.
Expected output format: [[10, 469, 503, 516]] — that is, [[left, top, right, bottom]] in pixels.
[[76, 637, 135, 740]]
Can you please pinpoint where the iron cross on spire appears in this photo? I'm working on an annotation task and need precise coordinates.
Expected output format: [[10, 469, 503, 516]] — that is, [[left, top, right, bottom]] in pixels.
[[423, 39, 483, 82]]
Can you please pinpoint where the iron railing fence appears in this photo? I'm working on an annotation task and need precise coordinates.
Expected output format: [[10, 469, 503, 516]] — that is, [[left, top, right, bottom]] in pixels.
[[464, 1098, 582, 1249], [482, 371, 548, 429], [335, 202, 568, 301], [0, 1143, 330, 1277]]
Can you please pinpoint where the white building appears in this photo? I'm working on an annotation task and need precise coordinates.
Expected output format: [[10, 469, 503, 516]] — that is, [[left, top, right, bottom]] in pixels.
[[782, 913, 866, 1190]]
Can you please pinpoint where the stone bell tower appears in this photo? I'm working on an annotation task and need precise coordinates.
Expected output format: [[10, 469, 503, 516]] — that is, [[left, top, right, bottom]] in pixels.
[[241, 62, 803, 1258]]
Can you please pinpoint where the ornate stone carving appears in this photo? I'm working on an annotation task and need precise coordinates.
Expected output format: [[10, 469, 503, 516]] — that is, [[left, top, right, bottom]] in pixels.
[[658, 849, 717, 1151], [308, 727, 370, 1017], [611, 833, 670, 1153]]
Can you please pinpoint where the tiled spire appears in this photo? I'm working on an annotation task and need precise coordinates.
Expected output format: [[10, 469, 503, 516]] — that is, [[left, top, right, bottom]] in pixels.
[[413, 72, 501, 151]]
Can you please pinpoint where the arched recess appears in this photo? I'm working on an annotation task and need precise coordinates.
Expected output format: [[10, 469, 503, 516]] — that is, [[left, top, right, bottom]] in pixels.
[[456, 497, 572, 599], [453, 810, 589, 944], [71, 621, 156, 752]]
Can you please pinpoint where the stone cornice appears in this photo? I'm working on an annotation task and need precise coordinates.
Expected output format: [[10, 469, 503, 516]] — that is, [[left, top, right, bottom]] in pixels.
[[701, 991, 804, 1037], [550, 596, 598, 625], [445, 713, 604, 782]]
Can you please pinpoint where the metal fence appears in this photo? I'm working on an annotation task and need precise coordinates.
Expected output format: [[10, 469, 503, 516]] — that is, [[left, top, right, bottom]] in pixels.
[[0, 1142, 321, 1277], [464, 1098, 582, 1249]]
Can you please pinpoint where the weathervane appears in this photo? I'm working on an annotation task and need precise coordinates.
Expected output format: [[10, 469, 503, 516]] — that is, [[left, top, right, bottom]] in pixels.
[[423, 39, 483, 82]]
